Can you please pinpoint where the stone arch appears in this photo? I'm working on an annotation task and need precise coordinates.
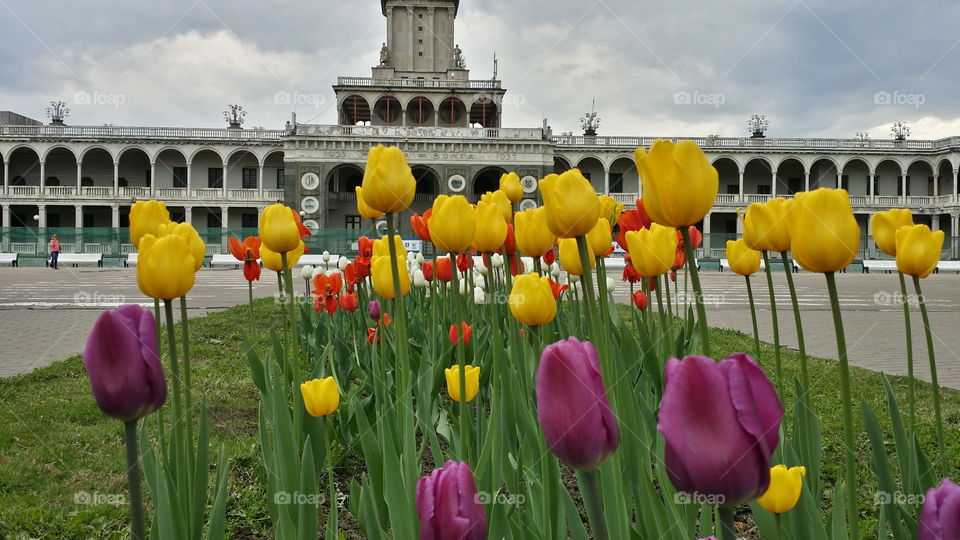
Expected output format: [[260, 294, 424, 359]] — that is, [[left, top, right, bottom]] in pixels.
[[553, 156, 572, 174], [472, 166, 507, 198], [743, 157, 774, 195], [575, 157, 605, 193], [82, 147, 116, 188], [936, 158, 955, 197], [79, 145, 115, 163], [608, 156, 639, 193], [40, 145, 79, 163], [712, 157, 740, 195], [840, 158, 870, 195], [469, 97, 499, 128], [405, 96, 435, 126], [340, 95, 372, 125], [874, 159, 903, 197], [775, 157, 805, 195], [374, 95, 403, 125], [438, 97, 467, 127], [225, 149, 260, 189], [326, 164, 365, 193], [411, 165, 440, 195], [42, 146, 78, 187], [5, 146, 42, 186], [189, 147, 225, 164], [905, 159, 935, 196], [809, 157, 839, 191]]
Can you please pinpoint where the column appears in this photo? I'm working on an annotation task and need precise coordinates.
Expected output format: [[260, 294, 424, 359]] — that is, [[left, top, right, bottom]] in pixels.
[[836, 173, 842, 189], [933, 174, 939, 197], [2, 205, 9, 228], [222, 159, 229, 198], [869, 174, 875, 198], [111, 204, 119, 228], [427, 7, 436, 71], [39, 162, 46, 194], [150, 162, 156, 197], [954, 170, 959, 203], [738, 170, 744, 202], [804, 171, 810, 192], [221, 206, 229, 229], [37, 204, 46, 228], [771, 171, 777, 197], [932, 215, 940, 232], [113, 162, 120, 196], [186, 161, 193, 195], [258, 165, 265, 198], [76, 162, 82, 194], [603, 167, 610, 195], [185, 206, 193, 226], [74, 205, 82, 228], [3, 160, 9, 195], [221, 206, 229, 252]]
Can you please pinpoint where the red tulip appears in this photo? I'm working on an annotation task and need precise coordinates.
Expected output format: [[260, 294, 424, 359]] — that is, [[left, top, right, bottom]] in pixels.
[[411, 209, 433, 242], [357, 236, 374, 259], [622, 255, 641, 283], [542, 248, 556, 266], [632, 290, 648, 310], [229, 236, 261, 262], [421, 261, 435, 282], [243, 259, 261, 282], [672, 247, 686, 270], [313, 273, 343, 314], [291, 208, 312, 238], [448, 322, 472, 346], [670, 270, 677, 282], [615, 201, 653, 247], [501, 223, 516, 255], [339, 292, 358, 312], [456, 252, 472, 272], [436, 257, 453, 282], [547, 279, 568, 300]]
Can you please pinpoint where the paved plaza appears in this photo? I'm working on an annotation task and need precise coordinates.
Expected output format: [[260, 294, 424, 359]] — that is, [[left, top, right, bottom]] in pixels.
[[0, 265, 958, 390]]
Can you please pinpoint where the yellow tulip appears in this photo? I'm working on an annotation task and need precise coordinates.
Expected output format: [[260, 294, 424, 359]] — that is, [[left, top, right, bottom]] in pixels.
[[743, 198, 794, 253], [473, 198, 508, 252], [789, 189, 860, 273], [726, 239, 761, 276], [634, 140, 718, 227], [356, 186, 384, 219], [587, 218, 612, 257], [360, 145, 416, 214], [539, 170, 601, 238], [157, 222, 206, 271], [514, 207, 555, 258], [261, 241, 305, 271], [137, 234, 196, 300], [259, 203, 301, 254], [499, 172, 523, 203], [479, 189, 513, 223], [598, 195, 624, 226], [373, 234, 407, 260], [300, 377, 340, 417], [508, 273, 558, 326], [757, 465, 806, 514], [445, 365, 480, 402], [625, 223, 678, 277], [558, 237, 596, 276], [428, 195, 476, 253], [896, 224, 944, 278], [871, 209, 914, 257], [129, 200, 171, 248], [371, 255, 410, 298]]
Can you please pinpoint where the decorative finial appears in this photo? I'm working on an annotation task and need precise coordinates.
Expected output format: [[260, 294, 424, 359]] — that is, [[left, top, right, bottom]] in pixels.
[[46, 100, 70, 125], [747, 114, 769, 138], [224, 104, 246, 129], [890, 121, 910, 141], [580, 99, 601, 136]]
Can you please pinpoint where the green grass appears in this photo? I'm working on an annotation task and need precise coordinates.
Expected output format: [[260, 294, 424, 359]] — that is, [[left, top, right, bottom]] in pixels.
[[0, 300, 957, 538]]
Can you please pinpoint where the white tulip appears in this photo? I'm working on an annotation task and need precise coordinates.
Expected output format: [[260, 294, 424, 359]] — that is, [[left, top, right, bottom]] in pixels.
[[415, 253, 425, 264], [413, 270, 428, 288], [569, 274, 580, 284], [473, 286, 486, 305], [459, 279, 468, 296], [338, 257, 349, 271], [606, 277, 615, 291], [300, 265, 315, 280], [322, 250, 331, 263], [550, 264, 561, 278], [312, 266, 325, 279], [473, 274, 486, 290], [491, 253, 504, 268]]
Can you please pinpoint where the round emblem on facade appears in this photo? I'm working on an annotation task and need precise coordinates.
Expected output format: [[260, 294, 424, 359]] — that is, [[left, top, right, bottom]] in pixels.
[[520, 175, 537, 193], [518, 199, 538, 212], [375, 220, 388, 236], [301, 196, 320, 214], [302, 219, 320, 231], [301, 172, 320, 191], [448, 174, 466, 193]]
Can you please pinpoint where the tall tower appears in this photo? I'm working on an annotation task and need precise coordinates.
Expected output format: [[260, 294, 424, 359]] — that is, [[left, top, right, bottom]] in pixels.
[[333, 0, 505, 128]]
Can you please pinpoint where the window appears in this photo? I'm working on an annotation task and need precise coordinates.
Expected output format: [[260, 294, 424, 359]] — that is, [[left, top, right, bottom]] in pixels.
[[345, 215, 362, 229], [242, 167, 257, 189], [418, 52, 423, 57], [609, 173, 623, 193], [418, 25, 423, 31], [208, 168, 223, 188], [726, 184, 739, 194], [45, 177, 59, 186], [118, 177, 128, 188], [81, 177, 93, 187], [418, 13, 423, 18], [120, 213, 129, 228], [757, 185, 771, 194], [173, 167, 187, 188], [276, 169, 285, 190], [207, 213, 222, 229], [83, 213, 95, 228], [241, 214, 258, 229], [418, 39, 423, 44]]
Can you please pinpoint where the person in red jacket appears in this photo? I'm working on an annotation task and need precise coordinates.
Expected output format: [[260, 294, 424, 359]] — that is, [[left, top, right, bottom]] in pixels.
[[49, 234, 60, 270]]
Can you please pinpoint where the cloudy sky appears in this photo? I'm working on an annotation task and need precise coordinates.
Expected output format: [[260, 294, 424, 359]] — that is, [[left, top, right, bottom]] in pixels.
[[2, 0, 960, 139]]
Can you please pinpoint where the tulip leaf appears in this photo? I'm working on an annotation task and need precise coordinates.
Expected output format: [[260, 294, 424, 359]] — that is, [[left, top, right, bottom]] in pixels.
[[205, 448, 230, 540], [862, 399, 909, 539], [296, 436, 317, 540], [881, 377, 920, 505], [830, 480, 850, 540]]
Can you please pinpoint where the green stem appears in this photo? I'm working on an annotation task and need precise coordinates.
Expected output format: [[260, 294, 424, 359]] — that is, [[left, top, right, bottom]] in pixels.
[[898, 271, 916, 434], [664, 269, 674, 322], [745, 275, 761, 360], [247, 279, 254, 316], [578, 469, 609, 540], [162, 300, 182, 439], [123, 420, 146, 540], [680, 227, 710, 356], [912, 276, 946, 474], [450, 252, 470, 461], [780, 251, 809, 388], [718, 506, 736, 540], [326, 419, 337, 538], [761, 251, 782, 394], [775, 513, 783, 540], [655, 276, 671, 348], [824, 271, 859, 538], [179, 296, 194, 451]]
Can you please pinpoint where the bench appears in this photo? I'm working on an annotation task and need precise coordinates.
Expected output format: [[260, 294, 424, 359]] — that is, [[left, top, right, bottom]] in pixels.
[[298, 254, 341, 267], [52, 253, 103, 267], [862, 260, 898, 274], [0, 253, 18, 267], [209, 254, 242, 268], [936, 261, 960, 274], [719, 258, 766, 272], [124, 253, 138, 267]]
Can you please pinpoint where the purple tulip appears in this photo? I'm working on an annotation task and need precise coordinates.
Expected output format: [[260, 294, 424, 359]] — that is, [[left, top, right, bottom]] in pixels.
[[369, 299, 381, 320], [536, 337, 620, 470], [918, 478, 960, 539], [82, 304, 166, 421], [658, 354, 783, 507], [416, 461, 488, 540]]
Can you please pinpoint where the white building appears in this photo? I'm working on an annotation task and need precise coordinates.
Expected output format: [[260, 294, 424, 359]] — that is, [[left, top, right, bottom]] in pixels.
[[0, 0, 957, 259]]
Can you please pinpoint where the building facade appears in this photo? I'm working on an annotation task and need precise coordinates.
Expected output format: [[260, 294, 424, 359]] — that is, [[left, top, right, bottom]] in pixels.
[[0, 0, 958, 257]]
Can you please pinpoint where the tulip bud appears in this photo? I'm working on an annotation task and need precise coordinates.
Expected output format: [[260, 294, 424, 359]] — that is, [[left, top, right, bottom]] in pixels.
[[605, 277, 615, 291], [413, 270, 428, 288], [536, 337, 620, 470], [499, 172, 524, 204], [509, 273, 558, 327], [550, 264, 561, 278], [757, 465, 806, 514], [300, 377, 340, 417], [416, 461, 488, 540], [416, 252, 425, 264], [259, 203, 302, 254], [918, 478, 960, 539], [569, 274, 580, 283], [82, 305, 167, 421], [473, 287, 486, 305], [789, 189, 860, 273], [473, 274, 486, 290], [632, 290, 649, 310], [635, 140, 717, 228], [312, 266, 325, 279], [896, 224, 944, 279], [129, 200, 171, 248], [338, 257, 349, 271], [490, 253, 504, 268], [368, 300, 381, 320], [137, 234, 197, 300], [658, 354, 783, 506], [300, 265, 314, 281]]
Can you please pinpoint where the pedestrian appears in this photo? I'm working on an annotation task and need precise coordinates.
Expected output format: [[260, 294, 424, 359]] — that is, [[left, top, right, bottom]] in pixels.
[[49, 234, 60, 270]]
